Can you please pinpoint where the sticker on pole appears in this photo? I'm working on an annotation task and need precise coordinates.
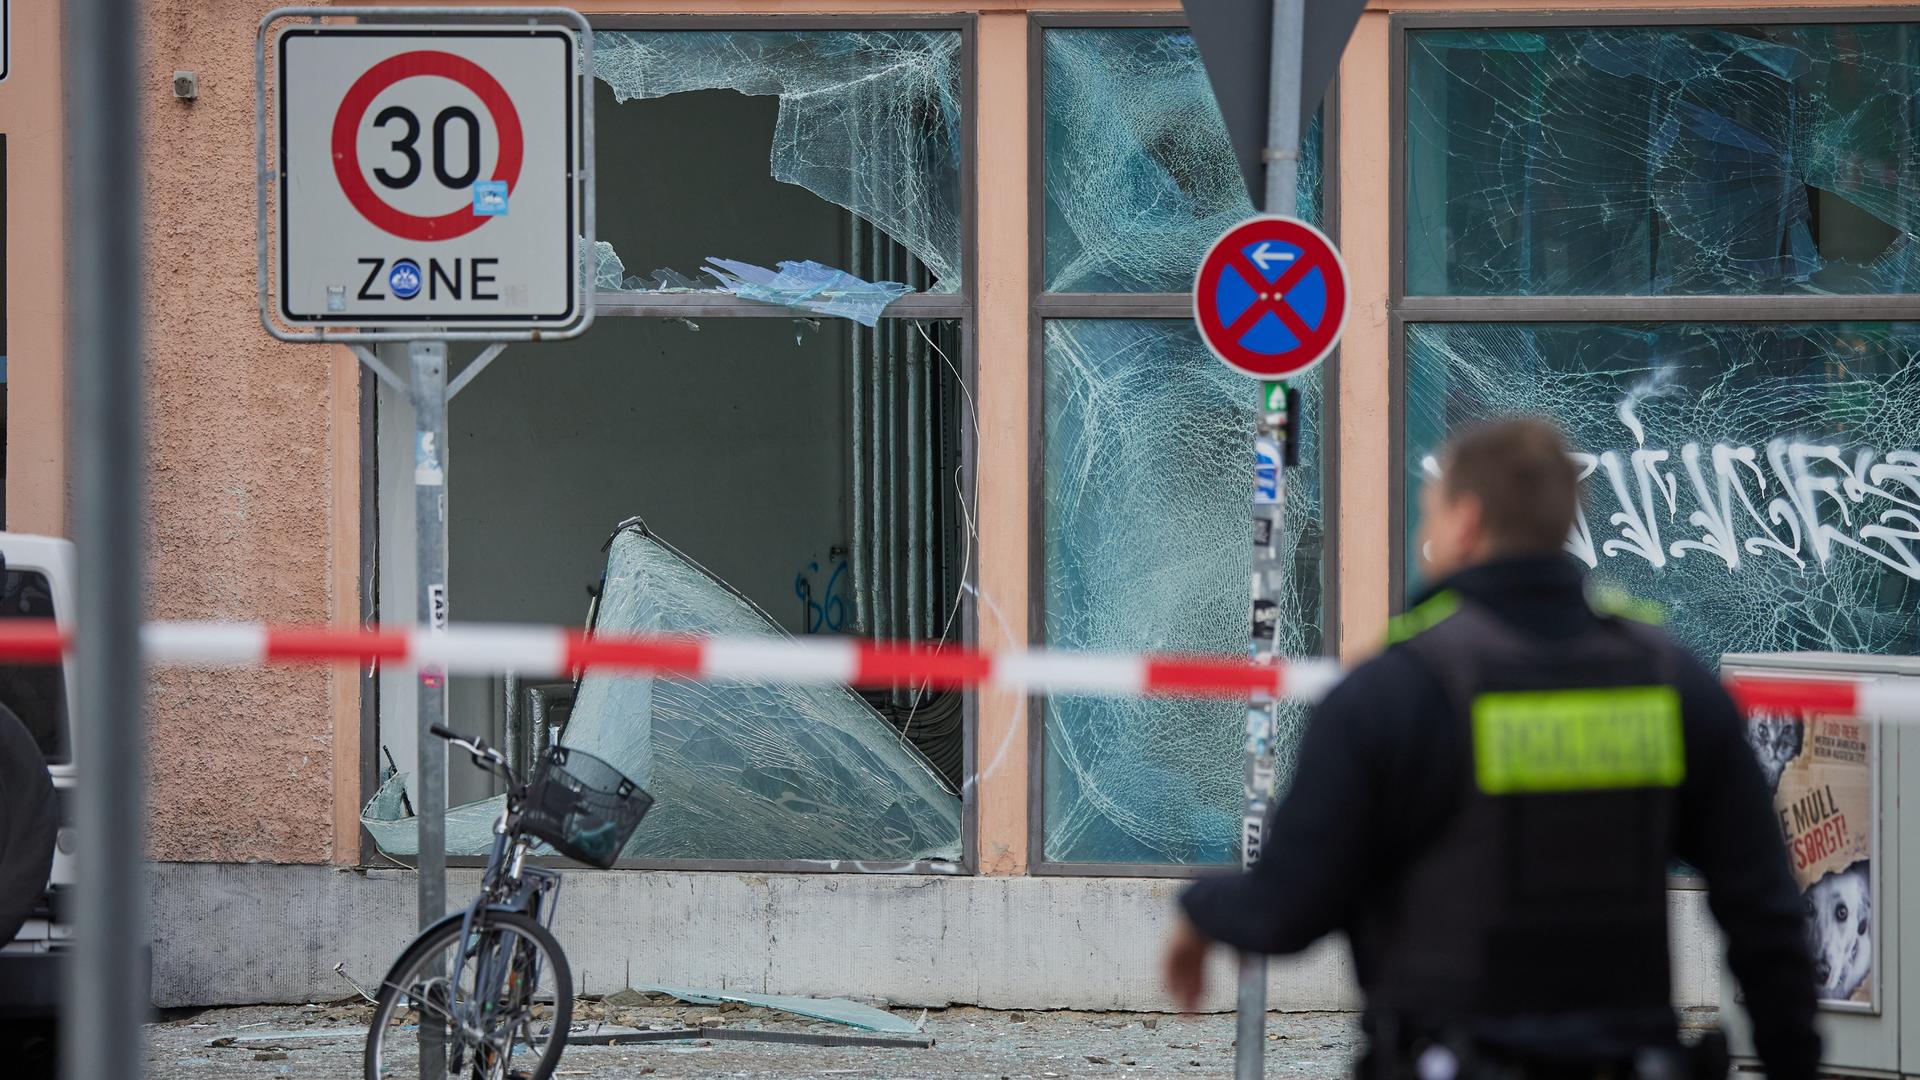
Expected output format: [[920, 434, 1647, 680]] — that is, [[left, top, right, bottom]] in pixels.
[[1194, 216, 1348, 380], [270, 23, 584, 331]]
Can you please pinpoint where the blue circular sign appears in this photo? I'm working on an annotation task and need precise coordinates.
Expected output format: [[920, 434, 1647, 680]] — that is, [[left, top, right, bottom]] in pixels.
[[388, 259, 423, 300]]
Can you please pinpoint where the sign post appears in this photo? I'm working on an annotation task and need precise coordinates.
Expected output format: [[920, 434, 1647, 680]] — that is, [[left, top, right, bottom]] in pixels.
[[65, 1, 144, 1078], [256, 9, 595, 997], [1190, 2, 1347, 1072]]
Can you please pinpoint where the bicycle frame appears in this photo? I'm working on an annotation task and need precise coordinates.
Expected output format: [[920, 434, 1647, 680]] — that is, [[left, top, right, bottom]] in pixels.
[[433, 737, 567, 1064]]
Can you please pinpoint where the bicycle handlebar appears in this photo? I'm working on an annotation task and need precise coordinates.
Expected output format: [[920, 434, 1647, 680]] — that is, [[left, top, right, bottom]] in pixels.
[[429, 724, 514, 782]]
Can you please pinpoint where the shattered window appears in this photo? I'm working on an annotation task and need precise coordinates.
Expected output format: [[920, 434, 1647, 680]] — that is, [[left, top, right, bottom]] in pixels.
[[1044, 28, 1324, 292], [1407, 25, 1920, 295], [1041, 321, 1326, 864], [1401, 20, 1920, 673], [1034, 26, 1329, 866], [591, 30, 962, 297], [1403, 322, 1920, 660], [367, 27, 974, 869]]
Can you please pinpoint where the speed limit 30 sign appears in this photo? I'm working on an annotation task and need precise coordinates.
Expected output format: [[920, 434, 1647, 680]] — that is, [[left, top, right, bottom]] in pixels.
[[269, 20, 586, 332]]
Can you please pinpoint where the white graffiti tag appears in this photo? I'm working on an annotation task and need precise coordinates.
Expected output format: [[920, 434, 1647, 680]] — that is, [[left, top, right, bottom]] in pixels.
[[1566, 410, 1920, 582]]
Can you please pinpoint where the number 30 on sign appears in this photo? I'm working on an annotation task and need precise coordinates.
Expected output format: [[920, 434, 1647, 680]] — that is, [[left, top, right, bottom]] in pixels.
[[272, 26, 583, 329]]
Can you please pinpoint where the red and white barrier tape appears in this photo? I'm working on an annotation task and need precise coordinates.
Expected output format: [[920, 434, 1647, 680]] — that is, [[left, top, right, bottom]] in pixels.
[[0, 618, 1914, 717], [0, 619, 1343, 703]]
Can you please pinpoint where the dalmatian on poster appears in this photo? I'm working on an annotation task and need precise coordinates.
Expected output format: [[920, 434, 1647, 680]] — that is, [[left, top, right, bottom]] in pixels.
[[1748, 710, 1875, 1006]]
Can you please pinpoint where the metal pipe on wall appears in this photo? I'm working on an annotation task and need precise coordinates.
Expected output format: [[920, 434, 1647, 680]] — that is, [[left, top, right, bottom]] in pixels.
[[917, 267, 936, 642], [885, 240, 904, 705], [504, 672, 522, 778], [888, 240, 905, 650], [869, 223, 890, 645], [849, 213, 868, 635], [65, 1, 148, 1076], [906, 281, 925, 656]]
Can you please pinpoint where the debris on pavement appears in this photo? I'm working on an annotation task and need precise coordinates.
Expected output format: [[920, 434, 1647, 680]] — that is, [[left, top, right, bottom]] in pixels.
[[149, 1001, 1372, 1078]]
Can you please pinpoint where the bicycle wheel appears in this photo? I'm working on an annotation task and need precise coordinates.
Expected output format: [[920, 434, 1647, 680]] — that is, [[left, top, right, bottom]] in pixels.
[[364, 909, 573, 1080]]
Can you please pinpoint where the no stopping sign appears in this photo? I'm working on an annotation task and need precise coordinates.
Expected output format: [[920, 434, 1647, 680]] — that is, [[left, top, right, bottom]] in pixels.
[[272, 24, 583, 330]]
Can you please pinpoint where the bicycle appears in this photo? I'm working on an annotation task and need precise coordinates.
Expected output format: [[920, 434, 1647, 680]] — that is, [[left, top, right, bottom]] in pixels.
[[364, 724, 653, 1080]]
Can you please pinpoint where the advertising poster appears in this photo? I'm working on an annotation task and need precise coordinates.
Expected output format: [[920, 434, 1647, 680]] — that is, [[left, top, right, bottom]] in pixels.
[[1748, 711, 1875, 1009]]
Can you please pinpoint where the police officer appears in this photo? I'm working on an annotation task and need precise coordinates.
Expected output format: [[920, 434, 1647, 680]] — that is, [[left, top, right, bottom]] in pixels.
[[1163, 418, 1820, 1080]]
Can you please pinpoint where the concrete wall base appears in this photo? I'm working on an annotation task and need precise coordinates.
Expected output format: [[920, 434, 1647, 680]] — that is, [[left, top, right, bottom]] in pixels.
[[149, 863, 1725, 1012]]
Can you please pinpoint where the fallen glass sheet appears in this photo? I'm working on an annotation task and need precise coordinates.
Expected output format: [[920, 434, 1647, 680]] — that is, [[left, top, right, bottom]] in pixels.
[[1407, 24, 1920, 295], [701, 258, 910, 327], [636, 985, 920, 1035], [1040, 320, 1325, 865], [363, 526, 961, 864], [594, 30, 962, 292], [1042, 27, 1323, 293], [595, 241, 911, 326], [1404, 321, 1920, 659]]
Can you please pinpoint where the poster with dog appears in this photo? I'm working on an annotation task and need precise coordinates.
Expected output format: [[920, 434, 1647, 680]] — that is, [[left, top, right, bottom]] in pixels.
[[1748, 711, 1874, 1008]]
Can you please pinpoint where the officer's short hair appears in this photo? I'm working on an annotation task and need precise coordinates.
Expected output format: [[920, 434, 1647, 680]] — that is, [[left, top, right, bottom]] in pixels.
[[1438, 417, 1580, 554]]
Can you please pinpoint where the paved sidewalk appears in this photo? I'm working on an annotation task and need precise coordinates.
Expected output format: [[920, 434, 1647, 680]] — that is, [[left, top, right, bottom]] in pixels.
[[147, 1000, 1367, 1078]]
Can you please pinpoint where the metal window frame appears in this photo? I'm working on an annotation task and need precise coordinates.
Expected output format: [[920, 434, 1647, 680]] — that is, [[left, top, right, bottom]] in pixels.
[[1386, 6, 1920, 611], [1024, 12, 1343, 879], [365, 13, 982, 878]]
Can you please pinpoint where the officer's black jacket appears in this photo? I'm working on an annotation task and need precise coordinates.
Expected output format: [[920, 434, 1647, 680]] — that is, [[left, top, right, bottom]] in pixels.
[[1180, 554, 1821, 1080]]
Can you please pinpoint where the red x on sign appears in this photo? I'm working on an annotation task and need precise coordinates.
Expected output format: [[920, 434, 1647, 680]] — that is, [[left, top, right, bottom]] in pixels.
[[1193, 216, 1348, 380]]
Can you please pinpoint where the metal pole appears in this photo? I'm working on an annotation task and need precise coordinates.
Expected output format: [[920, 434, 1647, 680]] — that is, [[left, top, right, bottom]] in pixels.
[[849, 213, 868, 635], [408, 341, 450, 1079], [1264, 0, 1307, 215], [1237, 1, 1307, 1078], [65, 1, 147, 1077], [504, 672, 522, 778]]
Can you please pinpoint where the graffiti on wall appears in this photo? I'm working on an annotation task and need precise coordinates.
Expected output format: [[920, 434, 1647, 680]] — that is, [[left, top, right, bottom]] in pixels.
[[794, 559, 850, 634], [1423, 394, 1920, 583]]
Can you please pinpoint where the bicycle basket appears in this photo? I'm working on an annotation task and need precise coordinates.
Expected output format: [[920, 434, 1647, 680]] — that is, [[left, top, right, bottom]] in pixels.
[[521, 746, 653, 868]]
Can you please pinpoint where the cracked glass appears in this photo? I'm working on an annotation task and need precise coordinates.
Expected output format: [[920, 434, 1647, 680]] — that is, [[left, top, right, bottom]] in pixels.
[[1044, 27, 1324, 293], [366, 526, 963, 865], [1042, 320, 1325, 864], [1404, 322, 1920, 660], [1408, 25, 1920, 296], [1036, 26, 1329, 865], [592, 29, 962, 294]]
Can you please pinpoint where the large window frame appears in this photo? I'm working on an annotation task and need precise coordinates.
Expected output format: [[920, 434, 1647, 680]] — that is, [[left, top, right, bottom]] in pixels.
[[1388, 8, 1920, 891], [1387, 6, 1920, 609], [1026, 11, 1341, 878], [365, 13, 982, 876]]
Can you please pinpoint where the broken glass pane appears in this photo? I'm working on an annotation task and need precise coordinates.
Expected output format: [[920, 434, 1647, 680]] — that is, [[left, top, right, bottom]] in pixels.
[[1404, 322, 1920, 660], [1408, 25, 1920, 295], [1044, 28, 1324, 293], [366, 526, 962, 864], [594, 30, 962, 292], [1041, 321, 1325, 864], [700, 258, 911, 327]]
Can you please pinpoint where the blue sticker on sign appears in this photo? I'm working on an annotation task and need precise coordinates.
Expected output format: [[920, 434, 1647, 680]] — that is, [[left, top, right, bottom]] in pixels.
[[388, 259, 423, 300], [472, 181, 508, 217]]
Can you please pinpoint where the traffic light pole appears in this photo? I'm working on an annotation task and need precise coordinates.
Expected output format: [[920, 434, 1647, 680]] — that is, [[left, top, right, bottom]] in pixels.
[[1235, 1, 1307, 1078]]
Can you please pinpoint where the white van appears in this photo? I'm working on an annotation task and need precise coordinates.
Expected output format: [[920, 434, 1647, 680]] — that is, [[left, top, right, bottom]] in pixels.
[[0, 534, 77, 1024]]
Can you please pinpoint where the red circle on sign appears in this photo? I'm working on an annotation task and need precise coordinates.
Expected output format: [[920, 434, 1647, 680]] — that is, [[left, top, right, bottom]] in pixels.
[[330, 50, 525, 242], [1193, 216, 1348, 380]]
